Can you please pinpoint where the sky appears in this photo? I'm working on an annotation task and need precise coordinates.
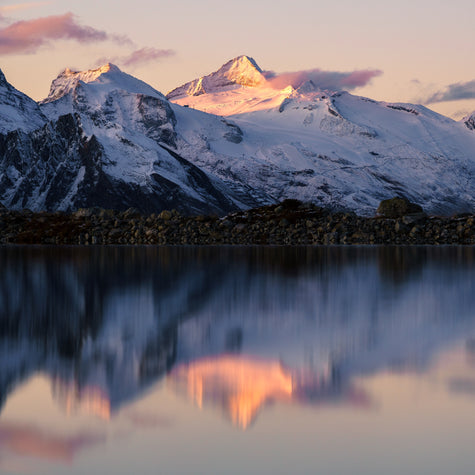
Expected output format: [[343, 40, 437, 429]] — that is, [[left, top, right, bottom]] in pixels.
[[0, 0, 474, 119]]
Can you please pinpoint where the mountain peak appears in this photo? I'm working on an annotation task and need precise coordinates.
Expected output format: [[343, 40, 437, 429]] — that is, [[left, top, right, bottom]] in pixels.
[[230, 55, 261, 67], [167, 55, 266, 100], [43, 63, 123, 102], [216, 55, 264, 87], [42, 63, 163, 104], [221, 55, 263, 75], [61, 63, 121, 78]]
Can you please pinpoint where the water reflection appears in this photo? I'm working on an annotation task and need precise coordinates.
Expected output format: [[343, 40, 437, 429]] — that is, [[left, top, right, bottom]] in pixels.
[[169, 355, 370, 429], [0, 422, 105, 463], [1, 245, 475, 433]]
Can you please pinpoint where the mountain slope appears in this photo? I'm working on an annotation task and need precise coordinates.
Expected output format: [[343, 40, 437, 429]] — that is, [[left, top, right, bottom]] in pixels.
[[0, 64, 258, 213], [168, 58, 475, 215], [0, 69, 46, 134]]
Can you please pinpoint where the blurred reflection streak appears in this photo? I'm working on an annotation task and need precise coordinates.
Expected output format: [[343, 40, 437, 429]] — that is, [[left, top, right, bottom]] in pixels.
[[52, 379, 111, 420], [168, 355, 371, 429], [0, 422, 105, 463]]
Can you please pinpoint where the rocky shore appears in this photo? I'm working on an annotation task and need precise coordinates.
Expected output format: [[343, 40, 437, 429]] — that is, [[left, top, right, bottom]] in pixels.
[[1, 198, 475, 246]]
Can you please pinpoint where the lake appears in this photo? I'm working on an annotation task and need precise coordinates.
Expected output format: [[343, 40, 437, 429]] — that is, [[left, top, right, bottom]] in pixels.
[[1, 246, 475, 475]]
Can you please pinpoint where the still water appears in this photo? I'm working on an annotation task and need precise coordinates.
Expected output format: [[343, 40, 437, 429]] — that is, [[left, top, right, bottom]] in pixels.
[[1, 246, 475, 475]]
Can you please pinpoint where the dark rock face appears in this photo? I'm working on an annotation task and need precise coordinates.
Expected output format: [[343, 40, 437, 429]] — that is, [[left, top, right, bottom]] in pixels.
[[0, 114, 102, 211], [0, 113, 240, 215], [465, 114, 475, 131], [377, 197, 424, 218], [136, 94, 177, 147], [222, 120, 243, 143], [0, 70, 7, 87], [157, 145, 239, 215]]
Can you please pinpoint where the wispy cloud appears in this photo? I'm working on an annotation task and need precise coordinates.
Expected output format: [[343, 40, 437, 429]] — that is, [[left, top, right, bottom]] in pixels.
[[423, 79, 475, 103], [263, 68, 383, 91], [0, 12, 132, 55], [96, 47, 175, 69]]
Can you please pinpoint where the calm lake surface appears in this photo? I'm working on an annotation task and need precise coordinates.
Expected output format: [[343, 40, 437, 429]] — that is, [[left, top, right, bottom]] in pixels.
[[1, 246, 475, 475]]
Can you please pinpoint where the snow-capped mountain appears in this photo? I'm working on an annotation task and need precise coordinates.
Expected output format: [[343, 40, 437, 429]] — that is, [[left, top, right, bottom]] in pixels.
[[43, 63, 164, 104], [168, 56, 475, 215], [1, 57, 475, 215], [0, 64, 258, 213]]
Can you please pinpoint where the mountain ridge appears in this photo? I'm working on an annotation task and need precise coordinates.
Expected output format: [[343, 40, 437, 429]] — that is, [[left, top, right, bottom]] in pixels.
[[0, 58, 475, 215], [0, 64, 254, 214], [167, 57, 475, 215]]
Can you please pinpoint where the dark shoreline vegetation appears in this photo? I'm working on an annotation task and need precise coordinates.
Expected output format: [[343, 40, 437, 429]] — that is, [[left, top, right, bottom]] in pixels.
[[1, 198, 475, 246]]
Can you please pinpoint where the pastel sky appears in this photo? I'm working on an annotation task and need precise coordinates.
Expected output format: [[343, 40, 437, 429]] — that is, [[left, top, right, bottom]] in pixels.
[[0, 0, 474, 119]]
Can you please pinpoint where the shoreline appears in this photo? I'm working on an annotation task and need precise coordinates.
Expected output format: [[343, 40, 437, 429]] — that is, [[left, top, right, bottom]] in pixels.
[[1, 200, 475, 246]]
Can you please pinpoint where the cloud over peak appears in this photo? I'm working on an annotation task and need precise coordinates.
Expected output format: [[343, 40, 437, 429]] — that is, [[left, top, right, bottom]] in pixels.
[[263, 67, 383, 91], [96, 47, 175, 69]]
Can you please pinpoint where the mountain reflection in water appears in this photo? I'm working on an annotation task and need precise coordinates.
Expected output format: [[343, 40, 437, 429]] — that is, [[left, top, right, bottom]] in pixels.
[[1, 246, 475, 430], [168, 355, 371, 429]]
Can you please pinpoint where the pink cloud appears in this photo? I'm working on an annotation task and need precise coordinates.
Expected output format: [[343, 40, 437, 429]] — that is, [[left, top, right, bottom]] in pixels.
[[263, 68, 383, 91], [340, 70, 383, 88], [0, 12, 131, 55], [121, 47, 174, 67], [96, 47, 175, 69]]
